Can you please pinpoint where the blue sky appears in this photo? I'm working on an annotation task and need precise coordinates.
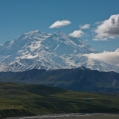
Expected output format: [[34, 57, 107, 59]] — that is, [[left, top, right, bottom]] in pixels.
[[0, 0, 119, 52]]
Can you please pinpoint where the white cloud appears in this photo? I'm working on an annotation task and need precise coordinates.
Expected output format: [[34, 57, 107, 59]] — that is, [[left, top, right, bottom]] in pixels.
[[80, 24, 90, 29], [49, 20, 71, 29], [94, 14, 119, 41], [69, 30, 84, 38], [84, 48, 119, 66]]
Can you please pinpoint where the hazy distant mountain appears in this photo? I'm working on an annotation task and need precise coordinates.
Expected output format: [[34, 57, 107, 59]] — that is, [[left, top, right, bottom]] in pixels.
[[0, 30, 119, 72]]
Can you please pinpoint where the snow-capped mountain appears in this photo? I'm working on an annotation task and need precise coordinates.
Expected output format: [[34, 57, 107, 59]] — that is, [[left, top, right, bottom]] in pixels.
[[0, 30, 119, 72]]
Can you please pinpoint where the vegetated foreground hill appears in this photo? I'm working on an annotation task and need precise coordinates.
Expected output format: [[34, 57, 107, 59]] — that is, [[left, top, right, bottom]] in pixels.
[[0, 67, 119, 92], [0, 82, 119, 118]]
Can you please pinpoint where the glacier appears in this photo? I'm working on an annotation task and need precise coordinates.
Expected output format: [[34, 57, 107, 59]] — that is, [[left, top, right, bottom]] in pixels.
[[0, 30, 119, 73]]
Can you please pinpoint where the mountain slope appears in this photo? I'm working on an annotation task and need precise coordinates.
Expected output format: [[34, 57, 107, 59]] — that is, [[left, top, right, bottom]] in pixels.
[[0, 30, 98, 72], [0, 68, 119, 92], [0, 30, 119, 72]]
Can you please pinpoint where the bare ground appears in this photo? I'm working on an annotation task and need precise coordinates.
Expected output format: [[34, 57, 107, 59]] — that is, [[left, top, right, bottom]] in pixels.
[[5, 114, 119, 119]]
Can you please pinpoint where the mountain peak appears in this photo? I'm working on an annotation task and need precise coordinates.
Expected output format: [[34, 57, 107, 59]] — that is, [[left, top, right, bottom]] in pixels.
[[24, 30, 40, 35], [54, 31, 66, 36], [17, 30, 51, 41]]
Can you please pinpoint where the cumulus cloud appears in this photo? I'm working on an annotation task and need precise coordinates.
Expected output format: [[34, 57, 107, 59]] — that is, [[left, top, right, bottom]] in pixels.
[[84, 48, 119, 66], [94, 14, 119, 41], [69, 30, 84, 38], [49, 20, 71, 29], [80, 24, 90, 29]]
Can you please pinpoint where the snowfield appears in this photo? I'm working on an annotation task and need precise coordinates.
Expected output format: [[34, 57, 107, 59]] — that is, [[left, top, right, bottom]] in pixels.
[[0, 30, 119, 72]]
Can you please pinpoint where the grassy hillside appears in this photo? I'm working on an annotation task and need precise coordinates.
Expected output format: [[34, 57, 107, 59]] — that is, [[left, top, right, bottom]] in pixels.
[[0, 109, 34, 119], [0, 82, 119, 118]]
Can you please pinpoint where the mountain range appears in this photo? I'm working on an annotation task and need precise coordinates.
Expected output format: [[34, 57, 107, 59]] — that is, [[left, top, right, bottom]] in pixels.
[[0, 30, 119, 72], [0, 67, 119, 92]]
